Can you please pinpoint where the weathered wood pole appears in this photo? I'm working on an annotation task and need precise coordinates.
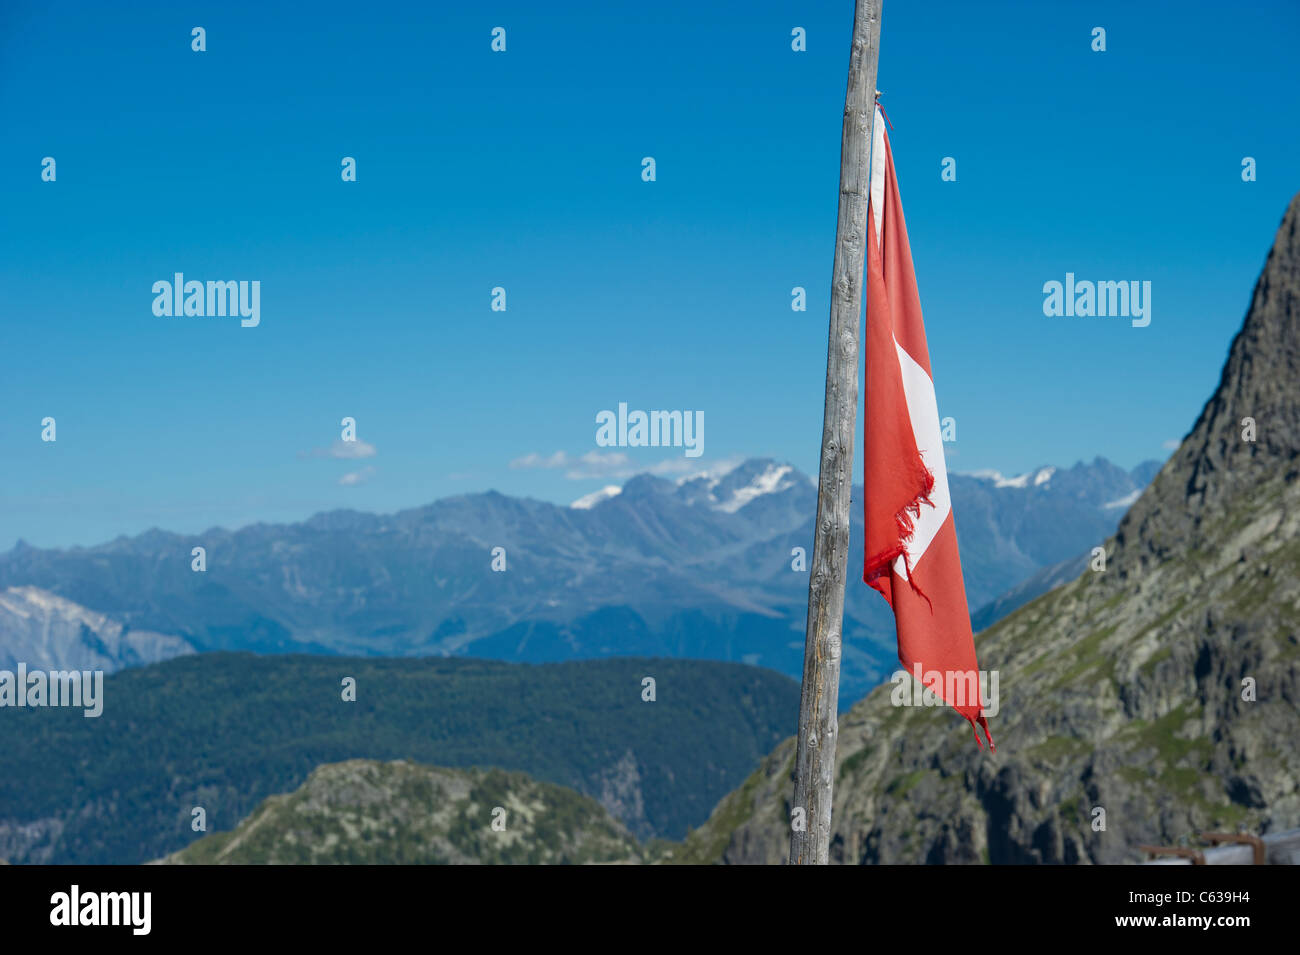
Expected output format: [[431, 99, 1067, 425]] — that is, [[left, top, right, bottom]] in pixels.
[[789, 0, 883, 866]]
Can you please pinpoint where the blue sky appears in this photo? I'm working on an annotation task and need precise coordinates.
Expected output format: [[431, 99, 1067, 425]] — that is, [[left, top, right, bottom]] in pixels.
[[3, 0, 1298, 549]]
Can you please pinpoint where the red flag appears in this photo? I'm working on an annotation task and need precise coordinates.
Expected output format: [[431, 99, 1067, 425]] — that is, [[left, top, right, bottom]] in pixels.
[[862, 107, 994, 750]]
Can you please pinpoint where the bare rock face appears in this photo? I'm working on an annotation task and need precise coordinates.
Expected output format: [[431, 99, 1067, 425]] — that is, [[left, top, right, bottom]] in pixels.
[[0, 585, 194, 673], [1117, 191, 1300, 576], [595, 750, 649, 839], [667, 192, 1300, 865]]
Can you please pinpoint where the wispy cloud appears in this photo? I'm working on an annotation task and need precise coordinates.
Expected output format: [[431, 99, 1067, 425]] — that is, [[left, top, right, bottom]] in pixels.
[[338, 466, 376, 486], [301, 440, 377, 460], [1161, 438, 1180, 451], [510, 450, 713, 481], [509, 451, 573, 471]]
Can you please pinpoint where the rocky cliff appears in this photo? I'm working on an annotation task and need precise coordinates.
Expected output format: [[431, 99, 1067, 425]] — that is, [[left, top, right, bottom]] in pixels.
[[0, 585, 194, 672]]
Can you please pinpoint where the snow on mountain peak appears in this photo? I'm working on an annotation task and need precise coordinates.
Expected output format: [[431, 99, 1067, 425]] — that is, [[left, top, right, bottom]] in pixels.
[[1103, 488, 1142, 510], [570, 485, 623, 509], [714, 463, 797, 513], [963, 466, 1055, 489], [569, 459, 805, 512]]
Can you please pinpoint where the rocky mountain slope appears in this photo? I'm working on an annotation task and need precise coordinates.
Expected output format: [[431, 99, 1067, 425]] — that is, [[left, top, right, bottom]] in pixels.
[[0, 585, 194, 672], [0, 457, 1155, 704], [665, 192, 1300, 865], [969, 551, 1088, 632], [155, 759, 642, 865]]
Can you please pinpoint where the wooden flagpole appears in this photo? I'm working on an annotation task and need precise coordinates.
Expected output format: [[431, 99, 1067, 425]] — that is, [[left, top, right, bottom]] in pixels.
[[789, 0, 883, 866]]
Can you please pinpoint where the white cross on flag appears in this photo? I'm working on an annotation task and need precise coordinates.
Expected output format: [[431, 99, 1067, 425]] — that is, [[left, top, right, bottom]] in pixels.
[[862, 106, 994, 750]]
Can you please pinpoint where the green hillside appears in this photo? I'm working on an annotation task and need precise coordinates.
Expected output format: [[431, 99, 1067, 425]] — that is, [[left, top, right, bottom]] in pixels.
[[0, 653, 797, 863], [158, 759, 643, 865]]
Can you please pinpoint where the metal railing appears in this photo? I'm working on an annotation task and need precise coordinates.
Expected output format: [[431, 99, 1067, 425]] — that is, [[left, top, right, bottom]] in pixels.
[[1140, 828, 1300, 864]]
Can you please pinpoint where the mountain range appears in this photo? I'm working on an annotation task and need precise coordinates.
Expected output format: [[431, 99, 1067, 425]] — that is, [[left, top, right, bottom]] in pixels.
[[0, 455, 1158, 705]]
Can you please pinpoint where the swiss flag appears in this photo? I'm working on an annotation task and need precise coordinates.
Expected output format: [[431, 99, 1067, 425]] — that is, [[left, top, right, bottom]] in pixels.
[[862, 107, 994, 750]]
